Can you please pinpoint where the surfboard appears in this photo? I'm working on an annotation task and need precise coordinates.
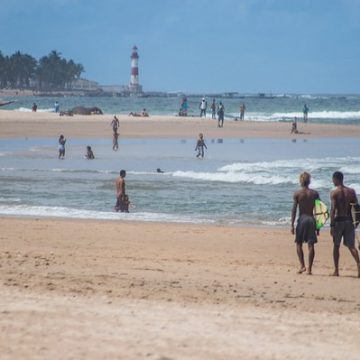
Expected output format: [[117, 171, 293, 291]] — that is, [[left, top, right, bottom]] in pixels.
[[314, 199, 329, 230], [350, 203, 360, 228]]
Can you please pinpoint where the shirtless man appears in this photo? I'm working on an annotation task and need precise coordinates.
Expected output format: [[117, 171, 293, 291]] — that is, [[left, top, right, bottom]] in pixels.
[[291, 172, 319, 275], [115, 170, 126, 212], [330, 171, 360, 277]]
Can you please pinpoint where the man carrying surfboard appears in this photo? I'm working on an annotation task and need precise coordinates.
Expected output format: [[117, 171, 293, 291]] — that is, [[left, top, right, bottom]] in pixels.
[[330, 171, 360, 277], [291, 172, 320, 275]]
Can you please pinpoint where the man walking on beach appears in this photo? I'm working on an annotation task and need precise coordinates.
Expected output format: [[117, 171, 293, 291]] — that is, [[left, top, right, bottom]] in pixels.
[[330, 171, 360, 277], [115, 169, 127, 212], [291, 172, 319, 275]]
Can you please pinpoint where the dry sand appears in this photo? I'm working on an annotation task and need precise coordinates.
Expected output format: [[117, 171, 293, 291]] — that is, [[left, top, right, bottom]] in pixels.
[[1, 217, 360, 359], [1, 109, 360, 139]]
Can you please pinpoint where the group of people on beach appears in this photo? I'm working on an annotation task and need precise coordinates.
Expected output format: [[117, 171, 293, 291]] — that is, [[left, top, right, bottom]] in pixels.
[[179, 97, 227, 127], [58, 134, 94, 160], [292, 171, 360, 277]]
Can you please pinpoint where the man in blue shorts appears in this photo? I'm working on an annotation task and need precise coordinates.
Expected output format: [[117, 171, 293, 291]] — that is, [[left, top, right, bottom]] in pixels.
[[291, 172, 320, 275]]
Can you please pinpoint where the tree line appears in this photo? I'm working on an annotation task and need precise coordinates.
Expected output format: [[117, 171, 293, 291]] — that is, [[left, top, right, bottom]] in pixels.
[[0, 50, 84, 91]]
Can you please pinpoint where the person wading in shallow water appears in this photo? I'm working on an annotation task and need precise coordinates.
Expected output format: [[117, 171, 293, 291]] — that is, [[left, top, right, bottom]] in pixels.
[[291, 172, 320, 275], [330, 171, 360, 277], [115, 169, 127, 212]]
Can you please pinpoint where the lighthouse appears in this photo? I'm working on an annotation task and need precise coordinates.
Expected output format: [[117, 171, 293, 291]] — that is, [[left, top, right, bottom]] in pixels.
[[128, 45, 142, 94]]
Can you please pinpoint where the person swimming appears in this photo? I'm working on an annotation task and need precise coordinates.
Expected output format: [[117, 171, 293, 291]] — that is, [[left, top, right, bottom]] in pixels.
[[85, 146, 95, 159]]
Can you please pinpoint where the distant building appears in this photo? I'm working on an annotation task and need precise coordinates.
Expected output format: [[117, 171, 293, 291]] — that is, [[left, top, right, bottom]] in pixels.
[[71, 78, 101, 91], [128, 45, 143, 94]]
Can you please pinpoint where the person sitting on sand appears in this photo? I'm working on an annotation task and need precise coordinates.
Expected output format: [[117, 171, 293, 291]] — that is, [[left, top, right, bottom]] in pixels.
[[330, 171, 360, 277], [128, 109, 149, 117], [58, 135, 66, 159], [291, 117, 299, 134], [291, 172, 320, 275], [195, 133, 207, 158], [85, 146, 95, 159]]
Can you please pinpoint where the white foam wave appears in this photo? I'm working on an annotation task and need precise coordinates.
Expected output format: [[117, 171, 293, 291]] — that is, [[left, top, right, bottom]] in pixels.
[[262, 216, 291, 226], [0, 197, 21, 203], [51, 168, 115, 174], [349, 183, 360, 194], [220, 157, 360, 173], [172, 170, 295, 185], [0, 204, 214, 224], [339, 166, 360, 174], [0, 167, 15, 171], [16, 107, 55, 113], [229, 110, 360, 122]]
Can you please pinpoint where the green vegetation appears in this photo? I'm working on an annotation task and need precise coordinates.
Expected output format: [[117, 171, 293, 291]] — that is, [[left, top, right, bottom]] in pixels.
[[0, 50, 84, 91]]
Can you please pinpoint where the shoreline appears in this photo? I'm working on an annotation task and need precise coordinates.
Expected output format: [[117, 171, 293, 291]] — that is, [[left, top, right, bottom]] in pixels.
[[1, 109, 360, 139]]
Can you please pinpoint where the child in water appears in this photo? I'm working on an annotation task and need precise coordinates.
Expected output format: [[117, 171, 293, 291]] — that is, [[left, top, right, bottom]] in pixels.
[[85, 146, 95, 159], [195, 133, 207, 158], [58, 135, 66, 159]]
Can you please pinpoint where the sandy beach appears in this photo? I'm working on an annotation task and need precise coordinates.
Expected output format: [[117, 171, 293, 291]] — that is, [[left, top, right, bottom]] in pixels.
[[1, 217, 360, 359], [1, 109, 360, 139], [1, 110, 360, 359]]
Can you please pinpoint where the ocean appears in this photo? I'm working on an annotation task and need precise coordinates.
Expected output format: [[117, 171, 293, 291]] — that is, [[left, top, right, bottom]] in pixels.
[[2, 93, 360, 124], [1, 134, 360, 226]]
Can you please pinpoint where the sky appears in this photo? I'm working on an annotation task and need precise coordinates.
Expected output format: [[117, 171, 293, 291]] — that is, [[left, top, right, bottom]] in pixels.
[[1, 0, 360, 94]]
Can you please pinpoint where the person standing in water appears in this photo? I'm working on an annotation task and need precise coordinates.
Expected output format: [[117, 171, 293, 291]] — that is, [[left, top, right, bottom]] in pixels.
[[217, 102, 225, 127], [240, 103, 246, 121], [303, 104, 309, 123], [85, 146, 95, 159], [195, 133, 207, 158], [54, 101, 60, 113], [58, 135, 66, 159], [210, 98, 216, 119], [115, 170, 127, 212], [330, 171, 360, 277], [291, 172, 320, 275]]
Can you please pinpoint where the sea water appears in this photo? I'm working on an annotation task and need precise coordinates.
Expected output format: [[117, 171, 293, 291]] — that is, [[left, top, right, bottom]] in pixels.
[[1, 137, 360, 226], [3, 93, 360, 124]]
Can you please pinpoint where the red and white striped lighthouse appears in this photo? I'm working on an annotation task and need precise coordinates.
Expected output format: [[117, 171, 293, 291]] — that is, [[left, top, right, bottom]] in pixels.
[[129, 45, 142, 94]]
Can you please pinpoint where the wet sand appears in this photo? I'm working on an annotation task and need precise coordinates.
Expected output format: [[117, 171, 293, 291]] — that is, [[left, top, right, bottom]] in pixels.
[[1, 109, 360, 139], [1, 217, 360, 359]]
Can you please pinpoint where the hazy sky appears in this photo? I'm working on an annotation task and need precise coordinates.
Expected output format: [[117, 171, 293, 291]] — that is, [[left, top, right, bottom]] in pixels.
[[1, 0, 359, 93]]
